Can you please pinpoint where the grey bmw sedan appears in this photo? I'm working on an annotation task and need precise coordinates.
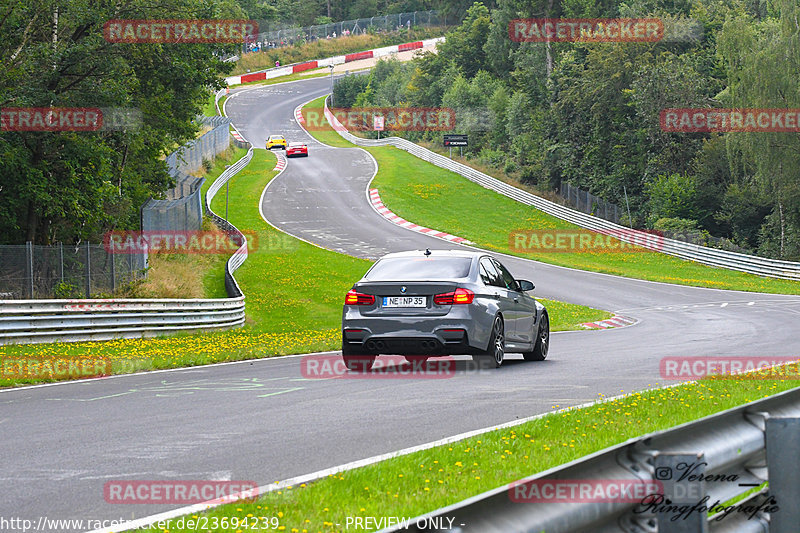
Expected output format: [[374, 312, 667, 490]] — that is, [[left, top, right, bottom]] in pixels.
[[341, 249, 549, 371]]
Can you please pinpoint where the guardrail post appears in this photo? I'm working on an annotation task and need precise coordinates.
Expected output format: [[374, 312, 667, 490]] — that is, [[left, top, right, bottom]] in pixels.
[[59, 242, 64, 283], [26, 241, 34, 298], [110, 246, 116, 293], [84, 241, 91, 298], [654, 452, 708, 533], [766, 417, 800, 532]]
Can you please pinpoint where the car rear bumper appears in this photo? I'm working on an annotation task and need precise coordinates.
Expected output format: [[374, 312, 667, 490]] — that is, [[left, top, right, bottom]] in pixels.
[[341, 311, 491, 355], [342, 331, 472, 356]]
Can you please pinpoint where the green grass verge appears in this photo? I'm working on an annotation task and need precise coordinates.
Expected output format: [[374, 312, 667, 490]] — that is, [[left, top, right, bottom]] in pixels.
[[143, 375, 800, 533], [202, 92, 217, 116], [301, 98, 800, 296]]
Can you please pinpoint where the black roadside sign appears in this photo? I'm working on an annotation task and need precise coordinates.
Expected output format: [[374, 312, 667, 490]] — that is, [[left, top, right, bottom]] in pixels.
[[444, 134, 468, 147]]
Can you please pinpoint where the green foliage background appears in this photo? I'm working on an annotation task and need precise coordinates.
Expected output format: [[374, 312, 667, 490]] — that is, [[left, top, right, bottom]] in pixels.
[[335, 0, 800, 260], [0, 0, 243, 244]]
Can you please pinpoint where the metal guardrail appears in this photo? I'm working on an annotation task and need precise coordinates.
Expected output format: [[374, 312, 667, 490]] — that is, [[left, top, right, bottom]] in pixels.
[[323, 100, 800, 281], [0, 139, 253, 345], [379, 386, 800, 533], [205, 145, 254, 298]]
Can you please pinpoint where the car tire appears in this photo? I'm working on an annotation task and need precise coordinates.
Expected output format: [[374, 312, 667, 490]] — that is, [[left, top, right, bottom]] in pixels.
[[342, 355, 376, 372], [473, 315, 504, 368], [523, 312, 549, 361]]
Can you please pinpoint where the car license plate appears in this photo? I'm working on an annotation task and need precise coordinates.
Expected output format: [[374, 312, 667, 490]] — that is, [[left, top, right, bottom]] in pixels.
[[382, 296, 426, 308]]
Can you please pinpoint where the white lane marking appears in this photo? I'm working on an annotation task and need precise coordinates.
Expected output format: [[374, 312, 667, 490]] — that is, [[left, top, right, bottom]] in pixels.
[[615, 299, 799, 313], [721, 302, 729, 307]]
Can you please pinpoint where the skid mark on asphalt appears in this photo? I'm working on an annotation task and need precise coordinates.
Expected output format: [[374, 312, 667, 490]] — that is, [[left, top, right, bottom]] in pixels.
[[616, 299, 800, 313], [39, 377, 305, 402], [103, 435, 243, 460], [78, 470, 232, 481], [0, 469, 93, 482]]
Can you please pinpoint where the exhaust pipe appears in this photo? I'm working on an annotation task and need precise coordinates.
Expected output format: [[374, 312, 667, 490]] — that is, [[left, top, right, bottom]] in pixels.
[[375, 340, 386, 351], [421, 340, 437, 350], [365, 340, 377, 351]]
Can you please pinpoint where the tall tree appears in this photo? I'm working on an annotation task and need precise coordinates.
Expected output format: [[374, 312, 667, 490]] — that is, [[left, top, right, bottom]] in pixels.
[[0, 0, 238, 244], [717, 0, 800, 257]]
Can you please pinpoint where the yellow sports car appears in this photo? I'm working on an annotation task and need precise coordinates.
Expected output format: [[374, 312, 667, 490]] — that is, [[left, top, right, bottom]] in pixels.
[[266, 135, 287, 150]]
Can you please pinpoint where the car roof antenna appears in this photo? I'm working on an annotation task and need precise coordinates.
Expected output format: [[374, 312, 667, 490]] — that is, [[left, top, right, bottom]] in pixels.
[[424, 248, 431, 256]]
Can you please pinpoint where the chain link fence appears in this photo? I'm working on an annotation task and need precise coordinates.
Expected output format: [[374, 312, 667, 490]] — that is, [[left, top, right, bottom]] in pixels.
[[0, 120, 236, 299], [246, 10, 446, 51], [559, 181, 748, 252], [560, 182, 621, 224], [0, 242, 147, 299], [142, 117, 232, 232]]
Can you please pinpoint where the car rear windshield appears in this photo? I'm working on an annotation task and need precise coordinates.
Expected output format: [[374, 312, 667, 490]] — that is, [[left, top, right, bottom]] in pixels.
[[365, 256, 472, 281]]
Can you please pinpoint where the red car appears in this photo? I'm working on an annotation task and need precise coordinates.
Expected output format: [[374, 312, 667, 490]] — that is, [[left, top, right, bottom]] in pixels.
[[286, 142, 308, 157]]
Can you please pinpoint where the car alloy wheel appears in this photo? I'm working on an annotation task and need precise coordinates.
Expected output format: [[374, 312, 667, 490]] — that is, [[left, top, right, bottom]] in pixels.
[[523, 312, 549, 361], [490, 317, 505, 367]]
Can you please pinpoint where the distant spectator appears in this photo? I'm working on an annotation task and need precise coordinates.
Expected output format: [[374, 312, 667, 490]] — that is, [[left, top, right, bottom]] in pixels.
[[275, 60, 280, 67], [332, 31, 336, 38]]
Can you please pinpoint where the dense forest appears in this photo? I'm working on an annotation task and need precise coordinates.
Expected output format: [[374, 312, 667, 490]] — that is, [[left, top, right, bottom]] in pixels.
[[334, 0, 800, 259], [0, 0, 468, 246], [0, 0, 249, 245]]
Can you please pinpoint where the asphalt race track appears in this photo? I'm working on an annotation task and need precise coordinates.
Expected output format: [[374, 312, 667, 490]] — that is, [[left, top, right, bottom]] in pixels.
[[2, 76, 800, 529]]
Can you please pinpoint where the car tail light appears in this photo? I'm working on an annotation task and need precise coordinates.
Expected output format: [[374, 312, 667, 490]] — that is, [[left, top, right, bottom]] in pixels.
[[345, 289, 375, 305], [434, 288, 474, 305]]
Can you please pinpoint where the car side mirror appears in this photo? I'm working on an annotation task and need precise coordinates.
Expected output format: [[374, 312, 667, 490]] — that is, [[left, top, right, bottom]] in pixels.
[[517, 279, 535, 292]]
